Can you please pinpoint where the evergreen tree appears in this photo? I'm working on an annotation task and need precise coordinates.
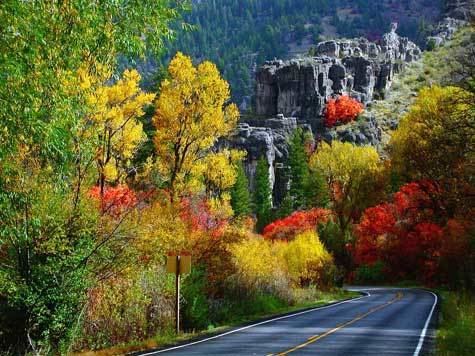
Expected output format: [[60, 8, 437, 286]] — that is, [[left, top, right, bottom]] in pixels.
[[305, 169, 330, 208], [276, 192, 294, 219], [254, 156, 272, 232], [231, 161, 251, 217], [288, 128, 310, 210]]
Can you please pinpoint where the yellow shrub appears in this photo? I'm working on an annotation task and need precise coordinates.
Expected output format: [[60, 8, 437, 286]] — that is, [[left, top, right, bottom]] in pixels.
[[283, 231, 334, 287], [230, 237, 288, 295], [79, 266, 174, 349], [230, 230, 335, 295]]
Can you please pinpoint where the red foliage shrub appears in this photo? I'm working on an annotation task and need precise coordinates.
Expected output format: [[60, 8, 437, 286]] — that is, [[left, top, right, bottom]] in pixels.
[[263, 208, 332, 241], [354, 203, 396, 266], [324, 95, 364, 127], [89, 185, 137, 217]]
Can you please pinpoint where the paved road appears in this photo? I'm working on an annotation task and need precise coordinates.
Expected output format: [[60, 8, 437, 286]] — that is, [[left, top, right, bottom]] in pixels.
[[140, 288, 438, 356]]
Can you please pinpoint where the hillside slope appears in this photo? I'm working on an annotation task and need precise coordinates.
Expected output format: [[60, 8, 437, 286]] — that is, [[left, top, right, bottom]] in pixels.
[[160, 0, 444, 105]]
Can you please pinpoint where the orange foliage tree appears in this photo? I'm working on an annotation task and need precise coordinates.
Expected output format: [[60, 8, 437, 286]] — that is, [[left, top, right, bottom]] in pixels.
[[324, 95, 364, 127]]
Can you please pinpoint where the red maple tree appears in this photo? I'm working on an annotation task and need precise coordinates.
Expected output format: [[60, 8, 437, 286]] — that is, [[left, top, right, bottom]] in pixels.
[[89, 185, 138, 217], [263, 208, 332, 241], [353, 181, 450, 283]]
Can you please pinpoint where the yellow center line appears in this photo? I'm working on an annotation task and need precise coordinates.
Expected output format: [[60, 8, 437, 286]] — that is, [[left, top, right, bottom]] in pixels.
[[270, 292, 404, 356]]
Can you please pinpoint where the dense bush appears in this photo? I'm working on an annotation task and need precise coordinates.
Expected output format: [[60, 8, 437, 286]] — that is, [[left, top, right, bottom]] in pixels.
[[283, 231, 335, 287], [229, 236, 290, 299], [77, 267, 174, 350], [231, 231, 335, 292], [324, 95, 364, 127], [182, 266, 211, 331], [354, 261, 386, 284]]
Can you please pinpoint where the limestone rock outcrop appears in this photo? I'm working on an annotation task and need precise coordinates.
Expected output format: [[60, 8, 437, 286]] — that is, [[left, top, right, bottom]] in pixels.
[[321, 114, 382, 147], [255, 23, 421, 130], [221, 115, 311, 205], [223, 0, 473, 207], [226, 24, 422, 206], [427, 17, 467, 48]]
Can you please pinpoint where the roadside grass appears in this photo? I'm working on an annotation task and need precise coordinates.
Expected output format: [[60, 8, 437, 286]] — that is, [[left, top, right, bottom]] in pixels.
[[74, 288, 359, 356], [437, 290, 475, 356]]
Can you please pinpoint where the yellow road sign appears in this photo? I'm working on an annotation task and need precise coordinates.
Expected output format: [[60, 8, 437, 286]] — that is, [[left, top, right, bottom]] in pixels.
[[166, 254, 192, 274], [180, 255, 191, 274]]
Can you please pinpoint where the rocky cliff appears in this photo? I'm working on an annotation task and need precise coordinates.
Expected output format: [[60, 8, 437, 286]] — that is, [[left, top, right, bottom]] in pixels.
[[221, 115, 312, 206], [225, 15, 470, 207], [255, 23, 421, 131], [226, 24, 419, 205]]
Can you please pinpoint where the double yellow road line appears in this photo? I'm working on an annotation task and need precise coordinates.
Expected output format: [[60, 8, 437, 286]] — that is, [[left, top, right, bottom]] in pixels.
[[268, 292, 404, 356]]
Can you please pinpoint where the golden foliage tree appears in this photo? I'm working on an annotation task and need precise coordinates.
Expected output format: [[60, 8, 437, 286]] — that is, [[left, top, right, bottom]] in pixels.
[[310, 141, 386, 233], [390, 85, 474, 182], [84, 69, 155, 192], [153, 52, 240, 199]]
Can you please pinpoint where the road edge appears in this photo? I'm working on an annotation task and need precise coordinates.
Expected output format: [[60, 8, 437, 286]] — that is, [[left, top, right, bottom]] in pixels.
[[415, 288, 440, 356], [132, 291, 368, 355]]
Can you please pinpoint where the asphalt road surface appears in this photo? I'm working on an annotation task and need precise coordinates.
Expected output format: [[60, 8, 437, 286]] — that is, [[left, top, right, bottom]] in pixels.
[[139, 287, 438, 356]]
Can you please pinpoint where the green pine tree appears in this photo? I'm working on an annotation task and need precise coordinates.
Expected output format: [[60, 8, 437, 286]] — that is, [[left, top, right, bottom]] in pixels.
[[276, 192, 294, 219], [305, 169, 330, 208], [254, 156, 272, 232], [231, 161, 251, 217], [288, 128, 310, 209]]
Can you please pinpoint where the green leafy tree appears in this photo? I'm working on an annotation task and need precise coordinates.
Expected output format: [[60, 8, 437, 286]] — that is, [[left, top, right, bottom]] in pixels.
[[254, 157, 272, 232], [231, 161, 252, 217], [276, 193, 294, 219], [287, 128, 329, 210], [305, 169, 330, 209], [0, 1, 186, 353]]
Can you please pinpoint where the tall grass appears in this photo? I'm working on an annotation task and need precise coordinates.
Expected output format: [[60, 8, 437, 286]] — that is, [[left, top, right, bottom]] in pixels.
[[437, 291, 475, 355]]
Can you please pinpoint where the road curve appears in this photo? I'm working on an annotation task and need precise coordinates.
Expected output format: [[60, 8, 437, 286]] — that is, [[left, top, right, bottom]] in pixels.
[[139, 288, 438, 356]]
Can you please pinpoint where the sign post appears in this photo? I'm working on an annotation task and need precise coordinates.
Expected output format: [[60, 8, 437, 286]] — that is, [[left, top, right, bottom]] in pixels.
[[175, 255, 180, 334], [167, 252, 191, 334]]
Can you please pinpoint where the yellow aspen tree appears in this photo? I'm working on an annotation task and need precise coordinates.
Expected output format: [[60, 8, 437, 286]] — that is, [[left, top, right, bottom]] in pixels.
[[310, 141, 386, 233], [153, 52, 240, 199], [85, 69, 155, 193]]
